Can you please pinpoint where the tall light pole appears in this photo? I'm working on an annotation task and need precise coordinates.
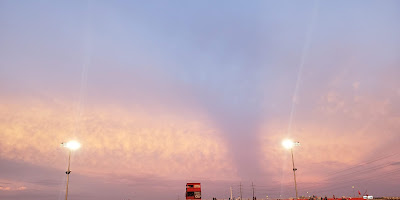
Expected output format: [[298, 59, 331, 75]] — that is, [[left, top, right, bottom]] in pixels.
[[230, 186, 233, 200], [282, 139, 300, 200], [239, 182, 242, 200], [62, 141, 81, 200]]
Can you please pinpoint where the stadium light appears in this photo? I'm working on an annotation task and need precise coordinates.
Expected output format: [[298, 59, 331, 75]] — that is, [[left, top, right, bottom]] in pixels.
[[61, 141, 81, 200], [282, 139, 300, 199]]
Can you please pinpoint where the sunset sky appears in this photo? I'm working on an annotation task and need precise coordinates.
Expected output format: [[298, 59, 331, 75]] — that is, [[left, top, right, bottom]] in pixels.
[[1, 1, 400, 200]]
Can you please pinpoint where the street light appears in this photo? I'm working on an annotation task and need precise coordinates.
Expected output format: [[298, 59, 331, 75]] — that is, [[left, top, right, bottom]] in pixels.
[[282, 139, 300, 200], [61, 141, 81, 200]]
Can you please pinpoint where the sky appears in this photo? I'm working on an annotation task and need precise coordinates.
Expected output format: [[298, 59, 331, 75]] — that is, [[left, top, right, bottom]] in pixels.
[[0, 0, 400, 200]]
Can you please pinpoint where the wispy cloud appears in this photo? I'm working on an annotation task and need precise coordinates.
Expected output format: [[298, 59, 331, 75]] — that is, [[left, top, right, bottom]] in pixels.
[[0, 179, 27, 192]]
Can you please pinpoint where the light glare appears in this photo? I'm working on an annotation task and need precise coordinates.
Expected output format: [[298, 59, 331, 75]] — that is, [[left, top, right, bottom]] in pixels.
[[65, 141, 81, 150], [282, 139, 294, 149]]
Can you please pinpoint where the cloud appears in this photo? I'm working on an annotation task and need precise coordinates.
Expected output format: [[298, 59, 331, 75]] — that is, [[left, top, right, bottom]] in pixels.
[[257, 84, 400, 195], [0, 179, 27, 192], [0, 186, 11, 191], [16, 186, 27, 191], [0, 97, 238, 181], [390, 161, 400, 166]]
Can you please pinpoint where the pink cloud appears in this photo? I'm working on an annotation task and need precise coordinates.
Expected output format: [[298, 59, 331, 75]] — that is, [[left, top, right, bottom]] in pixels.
[[0, 180, 28, 191], [257, 86, 400, 196], [0, 186, 11, 191], [0, 98, 238, 181], [16, 186, 27, 191]]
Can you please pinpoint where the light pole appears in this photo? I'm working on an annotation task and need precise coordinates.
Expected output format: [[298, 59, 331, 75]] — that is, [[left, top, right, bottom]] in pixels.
[[282, 139, 300, 200], [61, 141, 81, 200]]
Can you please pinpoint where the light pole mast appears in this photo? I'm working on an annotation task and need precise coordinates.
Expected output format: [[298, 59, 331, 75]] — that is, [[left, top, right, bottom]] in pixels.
[[65, 150, 71, 200], [62, 141, 81, 200], [252, 182, 255, 200], [240, 182, 242, 200], [282, 139, 300, 200], [230, 186, 233, 200], [291, 148, 298, 200]]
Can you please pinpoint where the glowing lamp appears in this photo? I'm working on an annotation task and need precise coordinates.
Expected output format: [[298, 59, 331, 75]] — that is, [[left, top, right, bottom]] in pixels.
[[282, 139, 295, 149], [63, 141, 81, 150]]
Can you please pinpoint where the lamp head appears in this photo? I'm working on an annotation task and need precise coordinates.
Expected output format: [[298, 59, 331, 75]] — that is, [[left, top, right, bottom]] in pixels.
[[62, 141, 81, 150], [282, 139, 294, 149], [282, 139, 300, 149]]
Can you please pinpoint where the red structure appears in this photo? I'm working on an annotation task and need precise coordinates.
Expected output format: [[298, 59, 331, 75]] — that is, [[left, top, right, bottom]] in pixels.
[[186, 183, 201, 200]]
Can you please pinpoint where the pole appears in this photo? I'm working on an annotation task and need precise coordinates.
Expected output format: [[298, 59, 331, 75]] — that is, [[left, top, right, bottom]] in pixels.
[[291, 148, 298, 199], [230, 186, 233, 200], [252, 182, 255, 200], [65, 150, 71, 200], [352, 186, 355, 197], [240, 182, 242, 200]]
